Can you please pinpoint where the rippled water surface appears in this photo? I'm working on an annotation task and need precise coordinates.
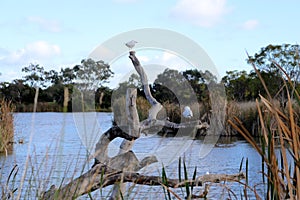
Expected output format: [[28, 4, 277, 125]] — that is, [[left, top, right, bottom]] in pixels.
[[0, 112, 266, 199]]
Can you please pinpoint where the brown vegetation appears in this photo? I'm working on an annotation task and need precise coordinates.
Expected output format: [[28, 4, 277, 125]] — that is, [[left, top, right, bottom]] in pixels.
[[229, 62, 300, 199], [0, 99, 14, 154]]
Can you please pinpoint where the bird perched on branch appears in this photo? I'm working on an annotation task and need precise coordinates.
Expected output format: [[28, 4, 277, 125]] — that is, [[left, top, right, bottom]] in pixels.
[[182, 106, 193, 119], [125, 40, 138, 50]]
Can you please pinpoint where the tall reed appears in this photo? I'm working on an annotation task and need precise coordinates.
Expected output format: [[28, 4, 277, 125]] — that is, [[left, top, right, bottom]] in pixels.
[[0, 99, 14, 155], [229, 61, 300, 199]]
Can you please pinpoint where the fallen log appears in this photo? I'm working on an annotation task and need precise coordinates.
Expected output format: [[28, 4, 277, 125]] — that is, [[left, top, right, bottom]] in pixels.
[[42, 162, 245, 199]]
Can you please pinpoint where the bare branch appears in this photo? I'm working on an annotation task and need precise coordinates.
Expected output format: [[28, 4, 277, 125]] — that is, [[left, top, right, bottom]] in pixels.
[[42, 162, 245, 199], [129, 51, 162, 120]]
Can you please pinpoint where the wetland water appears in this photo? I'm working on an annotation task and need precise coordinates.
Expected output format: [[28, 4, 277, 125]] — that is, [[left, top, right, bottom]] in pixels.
[[1, 112, 266, 199]]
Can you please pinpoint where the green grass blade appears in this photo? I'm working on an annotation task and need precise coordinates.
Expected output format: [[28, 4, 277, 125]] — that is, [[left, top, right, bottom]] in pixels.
[[183, 159, 190, 198], [246, 158, 249, 185], [239, 157, 244, 173], [161, 165, 171, 200], [191, 166, 197, 193], [178, 157, 182, 183]]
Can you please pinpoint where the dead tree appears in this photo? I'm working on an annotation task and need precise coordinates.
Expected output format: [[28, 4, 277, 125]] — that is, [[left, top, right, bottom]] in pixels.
[[42, 51, 242, 199]]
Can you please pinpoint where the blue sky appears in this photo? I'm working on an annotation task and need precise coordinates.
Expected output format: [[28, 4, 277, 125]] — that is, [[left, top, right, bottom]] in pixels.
[[0, 0, 299, 87]]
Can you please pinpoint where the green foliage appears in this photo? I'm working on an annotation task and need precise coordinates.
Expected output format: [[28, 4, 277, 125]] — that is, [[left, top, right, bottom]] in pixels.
[[182, 69, 215, 104], [22, 63, 47, 88], [247, 44, 300, 82], [222, 69, 286, 103], [152, 68, 207, 106], [1, 43, 300, 114], [0, 59, 114, 112], [75, 58, 114, 91]]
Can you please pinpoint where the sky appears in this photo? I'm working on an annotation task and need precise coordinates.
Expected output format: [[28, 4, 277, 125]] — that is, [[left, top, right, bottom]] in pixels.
[[0, 0, 299, 88]]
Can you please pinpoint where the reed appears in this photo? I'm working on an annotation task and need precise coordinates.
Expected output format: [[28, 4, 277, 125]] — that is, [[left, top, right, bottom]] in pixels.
[[0, 99, 14, 155], [229, 62, 300, 199]]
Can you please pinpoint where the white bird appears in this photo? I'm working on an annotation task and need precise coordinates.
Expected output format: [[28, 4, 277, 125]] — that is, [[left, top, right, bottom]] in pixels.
[[125, 40, 138, 50], [182, 106, 193, 119]]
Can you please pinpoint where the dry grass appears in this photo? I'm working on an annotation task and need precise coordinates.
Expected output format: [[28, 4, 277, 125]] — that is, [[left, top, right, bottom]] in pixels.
[[225, 101, 258, 136], [0, 99, 14, 154], [229, 61, 300, 199]]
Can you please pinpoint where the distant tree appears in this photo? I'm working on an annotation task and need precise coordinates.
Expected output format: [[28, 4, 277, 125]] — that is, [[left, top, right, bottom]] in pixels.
[[61, 67, 79, 111], [247, 44, 300, 82], [247, 44, 300, 107], [222, 69, 284, 102], [75, 59, 113, 90], [22, 64, 47, 112], [95, 86, 112, 110], [0, 79, 34, 107], [222, 70, 250, 101], [152, 69, 176, 104], [74, 58, 114, 111], [45, 69, 59, 84], [182, 69, 215, 106], [113, 73, 143, 99]]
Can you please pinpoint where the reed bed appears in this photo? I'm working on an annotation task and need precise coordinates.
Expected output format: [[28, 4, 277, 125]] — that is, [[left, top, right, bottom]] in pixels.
[[229, 62, 300, 199], [0, 99, 14, 155]]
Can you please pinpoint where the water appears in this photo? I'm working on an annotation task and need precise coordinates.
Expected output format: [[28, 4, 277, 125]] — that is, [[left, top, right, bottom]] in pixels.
[[1, 112, 265, 199]]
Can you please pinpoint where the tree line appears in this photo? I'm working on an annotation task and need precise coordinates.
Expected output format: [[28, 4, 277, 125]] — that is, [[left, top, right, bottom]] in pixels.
[[0, 44, 299, 112]]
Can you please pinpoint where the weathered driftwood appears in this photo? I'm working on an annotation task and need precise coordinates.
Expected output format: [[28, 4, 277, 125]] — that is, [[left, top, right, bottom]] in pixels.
[[42, 51, 239, 199], [42, 162, 245, 199], [93, 88, 158, 171], [129, 51, 162, 120], [128, 51, 209, 133], [110, 88, 140, 199]]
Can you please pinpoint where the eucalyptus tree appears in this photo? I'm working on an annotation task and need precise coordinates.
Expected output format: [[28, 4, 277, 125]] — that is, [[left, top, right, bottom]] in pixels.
[[247, 44, 300, 107], [182, 69, 216, 105], [60, 67, 78, 112], [22, 63, 47, 112], [222, 70, 250, 101], [73, 58, 113, 111], [247, 44, 300, 81], [152, 68, 188, 104], [113, 73, 143, 100]]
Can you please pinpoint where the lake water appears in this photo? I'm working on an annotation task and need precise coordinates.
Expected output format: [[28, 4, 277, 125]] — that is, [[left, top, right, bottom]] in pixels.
[[0, 112, 266, 199]]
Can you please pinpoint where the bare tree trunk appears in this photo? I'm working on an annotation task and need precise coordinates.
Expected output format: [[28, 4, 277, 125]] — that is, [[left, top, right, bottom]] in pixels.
[[110, 88, 140, 199], [99, 91, 104, 108], [33, 86, 39, 112], [63, 86, 69, 112]]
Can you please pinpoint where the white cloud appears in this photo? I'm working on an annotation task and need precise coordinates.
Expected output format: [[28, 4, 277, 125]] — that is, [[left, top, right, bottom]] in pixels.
[[0, 41, 63, 82], [241, 19, 259, 30], [170, 0, 231, 27], [3, 41, 61, 65], [26, 41, 61, 58], [27, 16, 61, 33]]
